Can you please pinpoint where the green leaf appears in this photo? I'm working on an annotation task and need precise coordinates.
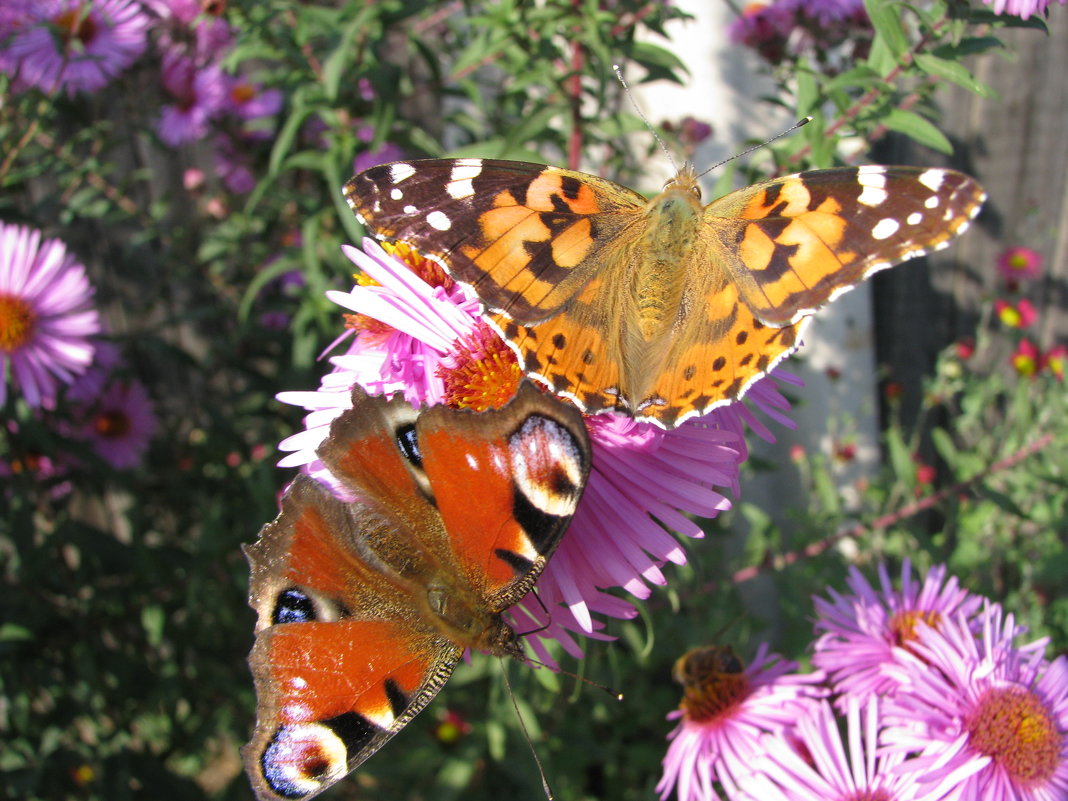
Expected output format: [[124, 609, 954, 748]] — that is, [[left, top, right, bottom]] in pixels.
[[864, 0, 909, 60], [321, 7, 376, 102], [914, 53, 991, 96], [882, 108, 954, 154], [269, 104, 315, 176]]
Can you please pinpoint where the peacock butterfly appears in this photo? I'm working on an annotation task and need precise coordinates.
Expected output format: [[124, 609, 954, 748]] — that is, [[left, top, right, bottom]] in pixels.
[[243, 381, 592, 800]]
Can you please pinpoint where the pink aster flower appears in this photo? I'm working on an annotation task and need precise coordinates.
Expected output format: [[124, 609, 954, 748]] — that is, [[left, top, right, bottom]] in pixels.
[[73, 375, 157, 469], [1011, 339, 1040, 378], [983, 0, 1065, 18], [994, 298, 1037, 329], [213, 135, 256, 194], [2, 0, 150, 96], [812, 560, 984, 706], [726, 698, 947, 801], [157, 51, 226, 146], [883, 605, 1067, 801], [276, 239, 797, 656], [657, 644, 826, 801], [0, 222, 99, 408], [996, 246, 1043, 282]]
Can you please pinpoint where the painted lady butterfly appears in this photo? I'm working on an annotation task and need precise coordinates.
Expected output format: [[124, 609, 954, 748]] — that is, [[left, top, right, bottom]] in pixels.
[[345, 159, 985, 427]]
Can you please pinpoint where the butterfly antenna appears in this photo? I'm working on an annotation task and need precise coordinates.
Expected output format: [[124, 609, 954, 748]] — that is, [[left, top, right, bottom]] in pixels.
[[612, 63, 678, 172], [695, 116, 813, 180], [499, 657, 555, 800]]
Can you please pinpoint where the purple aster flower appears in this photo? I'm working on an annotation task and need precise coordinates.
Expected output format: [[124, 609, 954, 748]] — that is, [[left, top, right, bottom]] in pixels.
[[72, 374, 157, 469], [657, 644, 826, 801], [142, 0, 232, 64], [157, 51, 226, 146], [275, 239, 797, 657], [2, 0, 150, 96], [811, 560, 985, 706], [883, 605, 1067, 801], [726, 697, 948, 801], [353, 138, 406, 175], [0, 222, 99, 408], [213, 134, 256, 194], [225, 76, 283, 121]]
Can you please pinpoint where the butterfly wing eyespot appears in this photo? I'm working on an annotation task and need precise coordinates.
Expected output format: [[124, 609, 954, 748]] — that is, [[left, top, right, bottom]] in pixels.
[[345, 159, 984, 429], [244, 383, 591, 801]]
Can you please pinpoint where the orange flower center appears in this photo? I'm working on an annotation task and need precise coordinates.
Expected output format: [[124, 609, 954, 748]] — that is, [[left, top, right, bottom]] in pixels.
[[965, 685, 1061, 787], [0, 293, 37, 352], [230, 83, 256, 104], [888, 609, 942, 648], [437, 320, 521, 411], [94, 409, 131, 439], [53, 6, 98, 48]]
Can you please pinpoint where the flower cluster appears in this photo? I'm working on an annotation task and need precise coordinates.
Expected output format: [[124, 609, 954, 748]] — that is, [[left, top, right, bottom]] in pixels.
[[987, 246, 1063, 381], [275, 239, 799, 661], [0, 1, 282, 194], [0, 223, 155, 474], [658, 560, 1068, 801], [727, 0, 872, 70]]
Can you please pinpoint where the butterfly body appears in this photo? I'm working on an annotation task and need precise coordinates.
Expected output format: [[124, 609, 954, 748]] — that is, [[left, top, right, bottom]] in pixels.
[[244, 382, 590, 800], [346, 158, 985, 427]]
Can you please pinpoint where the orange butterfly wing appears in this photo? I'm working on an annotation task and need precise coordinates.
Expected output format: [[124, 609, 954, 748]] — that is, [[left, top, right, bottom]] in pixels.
[[244, 383, 590, 801], [345, 159, 985, 428]]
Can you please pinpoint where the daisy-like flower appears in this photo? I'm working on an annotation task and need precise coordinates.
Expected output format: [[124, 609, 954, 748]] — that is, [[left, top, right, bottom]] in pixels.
[[1011, 339, 1040, 378], [883, 604, 1067, 801], [725, 698, 947, 801], [157, 51, 226, 146], [70, 372, 156, 469], [812, 560, 984, 706], [213, 134, 256, 194], [3, 0, 150, 96], [0, 222, 99, 408], [994, 298, 1037, 329], [142, 0, 231, 64], [657, 644, 826, 801], [996, 246, 1043, 283], [276, 239, 797, 657], [983, 0, 1065, 19]]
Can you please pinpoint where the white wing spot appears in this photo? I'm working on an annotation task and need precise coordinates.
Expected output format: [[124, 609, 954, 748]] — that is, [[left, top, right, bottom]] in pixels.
[[447, 179, 475, 200], [858, 185, 888, 207], [426, 210, 451, 231], [403, 204, 416, 214], [389, 162, 415, 183], [871, 218, 900, 240], [924, 195, 940, 210], [450, 161, 483, 181], [906, 212, 923, 225], [390, 188, 403, 200], [919, 169, 945, 192], [956, 219, 972, 234]]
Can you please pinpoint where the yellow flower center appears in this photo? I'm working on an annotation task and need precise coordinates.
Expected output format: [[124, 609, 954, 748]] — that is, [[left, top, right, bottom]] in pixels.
[[965, 685, 1061, 787], [230, 83, 256, 104], [673, 646, 749, 724], [888, 609, 942, 648], [438, 320, 521, 411], [0, 293, 37, 353]]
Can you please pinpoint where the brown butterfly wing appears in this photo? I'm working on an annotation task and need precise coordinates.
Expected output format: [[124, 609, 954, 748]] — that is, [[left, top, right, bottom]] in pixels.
[[636, 166, 985, 426], [243, 384, 591, 801], [344, 158, 644, 322], [704, 166, 986, 325]]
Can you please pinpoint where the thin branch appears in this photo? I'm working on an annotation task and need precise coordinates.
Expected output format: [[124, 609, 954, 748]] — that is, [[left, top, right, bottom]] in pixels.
[[727, 432, 1054, 587]]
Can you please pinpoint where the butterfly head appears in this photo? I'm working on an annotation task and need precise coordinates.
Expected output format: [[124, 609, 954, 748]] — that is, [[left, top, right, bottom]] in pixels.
[[662, 163, 701, 199]]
